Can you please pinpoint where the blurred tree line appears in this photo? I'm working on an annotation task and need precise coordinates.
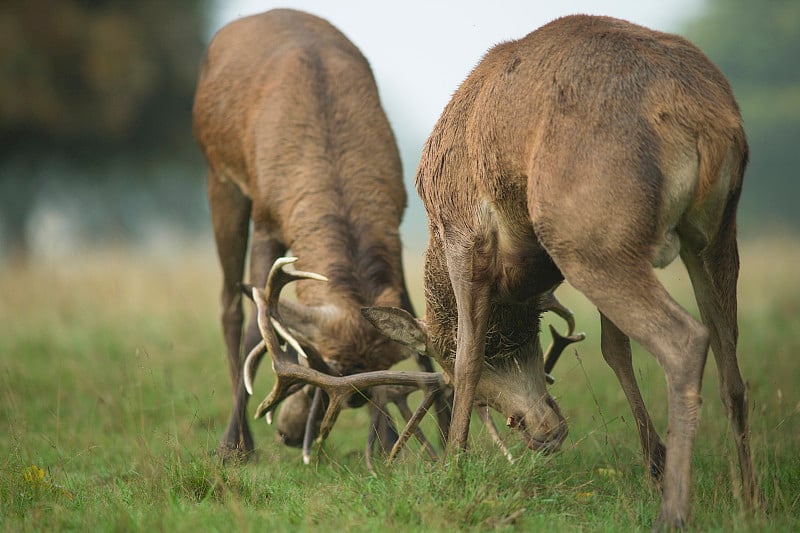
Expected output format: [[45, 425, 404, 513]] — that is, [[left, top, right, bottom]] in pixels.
[[0, 0, 211, 257], [684, 0, 800, 234], [0, 0, 209, 155], [0, 0, 797, 260]]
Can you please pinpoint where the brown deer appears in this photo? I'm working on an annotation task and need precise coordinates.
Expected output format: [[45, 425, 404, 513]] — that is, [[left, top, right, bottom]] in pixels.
[[362, 14, 759, 529], [192, 8, 443, 461]]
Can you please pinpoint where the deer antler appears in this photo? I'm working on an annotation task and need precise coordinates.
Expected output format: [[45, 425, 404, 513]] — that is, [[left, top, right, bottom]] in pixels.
[[242, 258, 338, 423], [302, 386, 325, 465], [541, 291, 586, 384], [247, 257, 448, 459]]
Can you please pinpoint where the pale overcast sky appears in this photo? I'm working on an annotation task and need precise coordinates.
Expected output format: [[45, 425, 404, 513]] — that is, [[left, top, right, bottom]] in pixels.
[[209, 1, 706, 246]]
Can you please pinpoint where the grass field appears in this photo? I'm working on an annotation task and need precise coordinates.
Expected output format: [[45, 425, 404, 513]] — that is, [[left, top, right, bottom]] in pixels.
[[1, 236, 799, 531]]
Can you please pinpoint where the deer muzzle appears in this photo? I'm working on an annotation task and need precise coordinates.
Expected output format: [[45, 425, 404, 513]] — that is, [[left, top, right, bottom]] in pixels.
[[505, 394, 568, 453]]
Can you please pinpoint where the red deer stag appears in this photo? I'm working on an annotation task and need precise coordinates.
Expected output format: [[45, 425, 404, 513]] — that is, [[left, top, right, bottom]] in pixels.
[[363, 15, 758, 529], [192, 9, 444, 461]]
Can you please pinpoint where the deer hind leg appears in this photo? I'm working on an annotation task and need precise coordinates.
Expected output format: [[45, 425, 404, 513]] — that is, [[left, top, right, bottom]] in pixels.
[[680, 220, 760, 509], [599, 313, 666, 482], [529, 146, 711, 526], [208, 172, 253, 456], [546, 240, 708, 528]]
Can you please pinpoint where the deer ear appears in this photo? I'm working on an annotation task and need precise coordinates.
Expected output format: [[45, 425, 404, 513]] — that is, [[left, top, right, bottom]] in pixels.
[[361, 306, 428, 355]]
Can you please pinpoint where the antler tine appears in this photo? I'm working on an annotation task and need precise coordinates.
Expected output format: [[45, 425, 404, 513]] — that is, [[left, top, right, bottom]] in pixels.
[[266, 258, 336, 374], [385, 386, 439, 460], [543, 325, 586, 383], [388, 384, 442, 462], [243, 339, 267, 395], [543, 293, 576, 335], [540, 291, 586, 383], [266, 257, 327, 360], [240, 283, 270, 396], [302, 387, 325, 465], [541, 289, 576, 335]]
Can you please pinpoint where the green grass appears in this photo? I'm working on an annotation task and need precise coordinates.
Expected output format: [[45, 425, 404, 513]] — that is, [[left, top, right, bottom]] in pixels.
[[1, 238, 799, 531]]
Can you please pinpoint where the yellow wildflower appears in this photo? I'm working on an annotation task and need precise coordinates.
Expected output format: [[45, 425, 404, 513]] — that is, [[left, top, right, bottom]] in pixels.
[[23, 465, 45, 484]]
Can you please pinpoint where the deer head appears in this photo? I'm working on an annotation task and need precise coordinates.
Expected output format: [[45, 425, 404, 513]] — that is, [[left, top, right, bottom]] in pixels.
[[363, 287, 584, 453], [243, 257, 448, 464]]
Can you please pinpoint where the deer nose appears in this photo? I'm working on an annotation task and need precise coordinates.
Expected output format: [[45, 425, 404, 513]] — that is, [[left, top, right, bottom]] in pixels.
[[540, 422, 569, 454], [515, 396, 568, 453], [522, 418, 568, 454]]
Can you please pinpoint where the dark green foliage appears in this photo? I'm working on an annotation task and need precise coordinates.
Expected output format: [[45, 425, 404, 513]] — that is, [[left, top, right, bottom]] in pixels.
[[0, 0, 211, 156]]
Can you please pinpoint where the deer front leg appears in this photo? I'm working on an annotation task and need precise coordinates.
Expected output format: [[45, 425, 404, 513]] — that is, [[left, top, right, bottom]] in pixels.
[[445, 241, 493, 451], [208, 172, 253, 458], [234, 224, 286, 458]]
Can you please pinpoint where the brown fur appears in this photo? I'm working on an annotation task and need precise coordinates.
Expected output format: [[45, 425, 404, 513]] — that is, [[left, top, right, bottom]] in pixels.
[[370, 15, 756, 529], [193, 9, 414, 456]]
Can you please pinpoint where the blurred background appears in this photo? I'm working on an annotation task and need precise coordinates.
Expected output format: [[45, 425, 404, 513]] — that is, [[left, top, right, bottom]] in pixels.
[[0, 0, 797, 263]]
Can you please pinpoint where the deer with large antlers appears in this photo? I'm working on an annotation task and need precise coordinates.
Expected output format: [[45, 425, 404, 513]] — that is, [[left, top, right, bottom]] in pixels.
[[363, 14, 759, 529], [192, 9, 448, 462]]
